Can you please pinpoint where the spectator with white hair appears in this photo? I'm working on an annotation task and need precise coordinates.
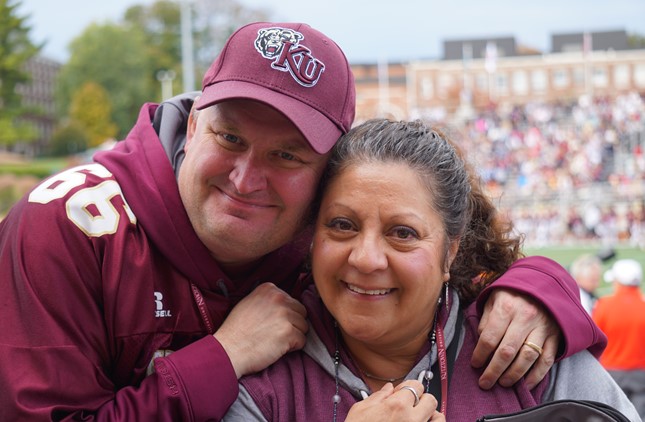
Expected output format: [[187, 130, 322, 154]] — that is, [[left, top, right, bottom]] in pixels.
[[569, 253, 603, 314]]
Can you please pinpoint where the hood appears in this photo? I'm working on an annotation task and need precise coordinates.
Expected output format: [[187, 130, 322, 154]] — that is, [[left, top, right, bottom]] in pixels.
[[93, 93, 311, 300]]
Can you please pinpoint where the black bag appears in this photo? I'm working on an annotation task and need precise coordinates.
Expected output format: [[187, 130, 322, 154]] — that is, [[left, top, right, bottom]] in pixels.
[[477, 399, 632, 421]]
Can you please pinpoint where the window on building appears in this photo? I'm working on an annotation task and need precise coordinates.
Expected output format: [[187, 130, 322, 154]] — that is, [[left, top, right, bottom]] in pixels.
[[475, 73, 488, 92], [573, 67, 586, 87], [512, 70, 529, 95], [613, 64, 630, 89], [437, 73, 454, 99], [552, 68, 569, 89], [531, 69, 547, 92], [592, 67, 608, 88], [635, 64, 645, 87], [421, 76, 434, 99], [496, 73, 509, 96]]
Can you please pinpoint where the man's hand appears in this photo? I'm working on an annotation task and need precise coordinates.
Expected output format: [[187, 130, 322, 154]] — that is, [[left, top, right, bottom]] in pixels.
[[471, 288, 560, 390], [213, 282, 308, 378], [345, 381, 444, 422]]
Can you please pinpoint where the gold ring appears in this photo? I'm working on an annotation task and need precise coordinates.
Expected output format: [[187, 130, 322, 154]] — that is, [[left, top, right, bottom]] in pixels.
[[523, 341, 543, 356], [400, 386, 420, 407]]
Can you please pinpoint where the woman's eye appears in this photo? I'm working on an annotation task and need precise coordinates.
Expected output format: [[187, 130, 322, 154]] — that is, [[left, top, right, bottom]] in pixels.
[[326, 218, 354, 231], [391, 226, 418, 240]]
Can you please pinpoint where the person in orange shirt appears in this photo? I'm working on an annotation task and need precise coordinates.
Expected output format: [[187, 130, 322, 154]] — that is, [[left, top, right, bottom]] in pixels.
[[593, 258, 645, 419]]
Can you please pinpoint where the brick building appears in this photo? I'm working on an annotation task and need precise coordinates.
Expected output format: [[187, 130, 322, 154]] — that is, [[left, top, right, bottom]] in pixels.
[[14, 55, 61, 156], [353, 29, 645, 122]]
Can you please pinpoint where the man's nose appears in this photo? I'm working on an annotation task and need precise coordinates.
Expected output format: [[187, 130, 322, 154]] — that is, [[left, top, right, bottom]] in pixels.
[[229, 156, 268, 194]]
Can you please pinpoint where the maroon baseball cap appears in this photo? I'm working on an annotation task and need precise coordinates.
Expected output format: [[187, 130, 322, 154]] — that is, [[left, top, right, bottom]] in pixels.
[[195, 22, 356, 154]]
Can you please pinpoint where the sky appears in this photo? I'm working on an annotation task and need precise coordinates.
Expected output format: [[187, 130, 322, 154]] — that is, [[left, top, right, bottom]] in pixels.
[[18, 0, 645, 64]]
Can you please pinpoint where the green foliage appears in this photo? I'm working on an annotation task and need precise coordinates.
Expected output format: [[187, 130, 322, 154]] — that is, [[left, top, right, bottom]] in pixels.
[[0, 158, 67, 216], [0, 0, 41, 146], [48, 120, 89, 156], [123, 0, 182, 101], [0, 112, 37, 146], [191, 0, 270, 76], [53, 0, 271, 142], [56, 22, 155, 139], [121, 0, 272, 94], [69, 82, 118, 148], [628, 32, 645, 49], [0, 161, 62, 177]]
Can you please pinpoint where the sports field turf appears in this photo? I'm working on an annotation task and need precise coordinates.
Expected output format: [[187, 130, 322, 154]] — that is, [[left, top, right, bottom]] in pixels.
[[523, 245, 645, 297]]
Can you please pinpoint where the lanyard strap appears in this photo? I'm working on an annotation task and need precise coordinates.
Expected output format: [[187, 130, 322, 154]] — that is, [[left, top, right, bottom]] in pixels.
[[425, 309, 463, 414]]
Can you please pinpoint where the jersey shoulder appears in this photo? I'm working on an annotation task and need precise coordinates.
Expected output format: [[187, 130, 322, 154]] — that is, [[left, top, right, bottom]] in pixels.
[[25, 163, 137, 238]]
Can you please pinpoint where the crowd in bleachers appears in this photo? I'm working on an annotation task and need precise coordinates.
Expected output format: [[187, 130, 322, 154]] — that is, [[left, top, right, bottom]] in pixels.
[[449, 92, 645, 247]]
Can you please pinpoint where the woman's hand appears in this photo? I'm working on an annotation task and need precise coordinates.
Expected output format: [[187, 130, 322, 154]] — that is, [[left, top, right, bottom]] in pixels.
[[345, 381, 444, 421]]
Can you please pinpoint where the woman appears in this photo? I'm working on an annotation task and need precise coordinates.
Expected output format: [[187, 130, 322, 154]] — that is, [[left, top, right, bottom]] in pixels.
[[224, 119, 640, 421]]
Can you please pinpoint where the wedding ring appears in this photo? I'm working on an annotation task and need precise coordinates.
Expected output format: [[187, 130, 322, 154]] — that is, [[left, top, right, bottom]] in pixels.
[[523, 341, 544, 356], [400, 385, 420, 407]]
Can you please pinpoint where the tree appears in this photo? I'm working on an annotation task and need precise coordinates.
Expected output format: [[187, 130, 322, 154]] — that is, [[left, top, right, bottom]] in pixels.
[[123, 0, 271, 91], [56, 23, 154, 139], [123, 0, 182, 98], [192, 0, 270, 75], [627, 32, 645, 49], [0, 0, 41, 147], [48, 120, 88, 157], [56, 0, 270, 140], [69, 81, 118, 148]]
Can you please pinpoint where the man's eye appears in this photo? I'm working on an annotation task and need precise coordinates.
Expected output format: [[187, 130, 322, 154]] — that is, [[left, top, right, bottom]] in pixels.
[[278, 151, 296, 161], [222, 133, 240, 144]]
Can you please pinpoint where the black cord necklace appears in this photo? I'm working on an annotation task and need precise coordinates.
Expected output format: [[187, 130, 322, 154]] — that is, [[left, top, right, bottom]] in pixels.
[[331, 317, 440, 422]]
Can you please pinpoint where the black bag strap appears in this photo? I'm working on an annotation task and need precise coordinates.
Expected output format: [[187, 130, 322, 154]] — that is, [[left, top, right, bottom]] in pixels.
[[477, 399, 632, 422]]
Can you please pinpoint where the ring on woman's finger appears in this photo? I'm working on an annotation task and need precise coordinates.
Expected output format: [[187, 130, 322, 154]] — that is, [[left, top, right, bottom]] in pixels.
[[522, 341, 543, 356], [400, 385, 420, 407]]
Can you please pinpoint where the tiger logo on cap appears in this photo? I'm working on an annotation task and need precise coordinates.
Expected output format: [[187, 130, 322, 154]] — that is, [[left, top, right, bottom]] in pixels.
[[255, 27, 304, 59], [254, 27, 325, 88]]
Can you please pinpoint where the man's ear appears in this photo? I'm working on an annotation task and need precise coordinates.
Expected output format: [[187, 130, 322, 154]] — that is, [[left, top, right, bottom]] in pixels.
[[186, 100, 200, 148]]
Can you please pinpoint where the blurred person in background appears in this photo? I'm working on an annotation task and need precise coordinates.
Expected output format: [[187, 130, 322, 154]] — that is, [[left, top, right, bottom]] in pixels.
[[569, 253, 603, 314], [593, 259, 645, 419]]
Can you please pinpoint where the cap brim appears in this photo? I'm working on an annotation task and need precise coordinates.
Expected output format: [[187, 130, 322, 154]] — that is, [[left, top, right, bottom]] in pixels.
[[195, 81, 341, 154]]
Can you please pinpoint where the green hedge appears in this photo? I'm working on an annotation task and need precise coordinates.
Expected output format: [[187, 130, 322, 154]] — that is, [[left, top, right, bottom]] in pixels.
[[0, 159, 68, 178]]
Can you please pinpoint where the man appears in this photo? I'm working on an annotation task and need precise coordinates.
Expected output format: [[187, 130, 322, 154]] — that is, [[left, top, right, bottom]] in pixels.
[[594, 259, 645, 418], [569, 253, 603, 314], [0, 22, 604, 420]]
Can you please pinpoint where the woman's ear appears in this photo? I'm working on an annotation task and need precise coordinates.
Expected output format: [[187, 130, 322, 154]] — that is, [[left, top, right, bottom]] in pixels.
[[444, 239, 461, 281]]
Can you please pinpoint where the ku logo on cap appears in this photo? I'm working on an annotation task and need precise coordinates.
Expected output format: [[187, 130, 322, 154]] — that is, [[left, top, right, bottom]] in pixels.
[[254, 27, 325, 88]]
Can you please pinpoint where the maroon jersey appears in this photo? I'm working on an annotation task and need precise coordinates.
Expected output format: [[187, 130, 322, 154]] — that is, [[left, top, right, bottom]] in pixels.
[[0, 102, 309, 420]]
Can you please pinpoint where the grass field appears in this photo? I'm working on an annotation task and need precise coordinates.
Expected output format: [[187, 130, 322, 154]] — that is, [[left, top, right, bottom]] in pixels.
[[523, 245, 645, 297]]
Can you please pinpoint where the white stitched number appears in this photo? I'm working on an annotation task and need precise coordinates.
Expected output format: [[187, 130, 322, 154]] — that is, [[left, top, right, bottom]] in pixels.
[[28, 164, 136, 237]]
